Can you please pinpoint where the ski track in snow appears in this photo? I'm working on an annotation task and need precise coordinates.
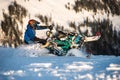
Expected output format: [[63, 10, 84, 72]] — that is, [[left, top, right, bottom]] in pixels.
[[0, 46, 120, 80]]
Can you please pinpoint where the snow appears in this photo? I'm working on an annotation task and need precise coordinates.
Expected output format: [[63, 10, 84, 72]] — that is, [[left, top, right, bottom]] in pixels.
[[0, 0, 12, 21], [0, 0, 120, 39], [0, 45, 120, 80], [0, 0, 120, 80]]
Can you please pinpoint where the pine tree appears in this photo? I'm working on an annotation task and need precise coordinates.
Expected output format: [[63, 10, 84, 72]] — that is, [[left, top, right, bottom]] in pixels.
[[1, 1, 27, 47]]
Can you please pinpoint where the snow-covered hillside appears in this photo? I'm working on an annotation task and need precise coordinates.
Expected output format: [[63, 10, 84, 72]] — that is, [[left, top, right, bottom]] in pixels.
[[0, 46, 120, 80], [15, 0, 120, 27], [0, 0, 120, 39]]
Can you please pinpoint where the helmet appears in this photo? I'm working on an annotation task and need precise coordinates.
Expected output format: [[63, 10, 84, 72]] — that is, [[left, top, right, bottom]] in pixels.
[[28, 19, 40, 28]]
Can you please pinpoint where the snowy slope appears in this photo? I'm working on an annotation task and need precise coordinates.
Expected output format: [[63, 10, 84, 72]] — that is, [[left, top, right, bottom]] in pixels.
[[0, 0, 120, 39], [0, 0, 120, 80], [0, 46, 120, 80]]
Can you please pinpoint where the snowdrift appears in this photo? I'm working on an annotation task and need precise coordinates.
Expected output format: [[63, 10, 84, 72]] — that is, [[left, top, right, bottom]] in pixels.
[[0, 46, 120, 80], [13, 44, 87, 58]]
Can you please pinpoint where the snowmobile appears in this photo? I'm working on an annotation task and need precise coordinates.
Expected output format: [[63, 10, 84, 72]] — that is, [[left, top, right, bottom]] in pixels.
[[44, 27, 101, 56]]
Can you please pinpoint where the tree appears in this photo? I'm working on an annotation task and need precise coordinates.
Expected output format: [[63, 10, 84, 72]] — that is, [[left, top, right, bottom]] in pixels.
[[1, 1, 27, 47]]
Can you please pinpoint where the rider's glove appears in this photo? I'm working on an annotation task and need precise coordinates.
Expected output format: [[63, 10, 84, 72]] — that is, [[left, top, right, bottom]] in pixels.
[[48, 25, 53, 30]]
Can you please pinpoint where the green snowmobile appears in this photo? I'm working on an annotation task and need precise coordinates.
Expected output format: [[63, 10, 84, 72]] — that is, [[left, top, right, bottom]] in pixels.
[[42, 25, 101, 56]]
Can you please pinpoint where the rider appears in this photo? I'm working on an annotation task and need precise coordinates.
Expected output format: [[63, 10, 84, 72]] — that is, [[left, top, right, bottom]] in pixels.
[[24, 19, 52, 44]]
